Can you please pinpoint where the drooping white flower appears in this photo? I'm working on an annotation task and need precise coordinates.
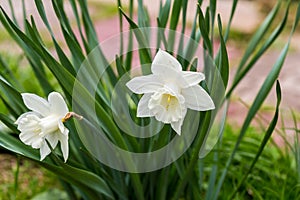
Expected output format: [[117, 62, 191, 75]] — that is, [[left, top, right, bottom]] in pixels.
[[126, 49, 215, 135], [15, 92, 69, 162]]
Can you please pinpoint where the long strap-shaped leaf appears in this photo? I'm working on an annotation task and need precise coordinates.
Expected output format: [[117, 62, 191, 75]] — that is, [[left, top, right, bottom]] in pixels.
[[0, 7, 128, 149], [171, 111, 212, 200], [0, 79, 25, 116], [119, 7, 152, 75], [229, 81, 281, 198], [227, 1, 289, 97], [234, 0, 281, 76], [213, 3, 300, 198], [0, 132, 114, 200]]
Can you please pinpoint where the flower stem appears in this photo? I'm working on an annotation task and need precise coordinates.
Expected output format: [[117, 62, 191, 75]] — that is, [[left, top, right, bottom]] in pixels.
[[78, 116, 145, 200], [171, 111, 212, 200]]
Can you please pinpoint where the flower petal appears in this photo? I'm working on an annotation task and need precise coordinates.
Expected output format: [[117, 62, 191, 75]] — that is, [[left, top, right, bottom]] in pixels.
[[58, 120, 69, 135], [45, 132, 59, 149], [151, 64, 183, 86], [59, 133, 69, 162], [19, 131, 43, 148], [152, 49, 182, 73], [15, 112, 40, 129], [22, 93, 50, 116], [148, 90, 187, 124], [171, 118, 184, 135], [137, 94, 153, 117], [40, 140, 51, 161], [126, 75, 163, 94], [48, 92, 69, 116], [182, 85, 215, 111], [181, 71, 205, 88]]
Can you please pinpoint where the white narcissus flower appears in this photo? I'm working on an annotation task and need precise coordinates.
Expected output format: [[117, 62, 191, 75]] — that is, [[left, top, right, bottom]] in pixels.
[[126, 49, 215, 135], [15, 92, 69, 162]]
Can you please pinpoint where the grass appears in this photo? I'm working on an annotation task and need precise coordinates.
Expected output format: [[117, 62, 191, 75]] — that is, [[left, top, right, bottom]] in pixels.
[[0, 153, 62, 200], [202, 124, 300, 199]]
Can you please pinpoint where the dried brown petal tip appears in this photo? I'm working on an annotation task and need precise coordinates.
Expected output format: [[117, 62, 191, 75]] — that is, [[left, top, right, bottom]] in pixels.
[[62, 112, 83, 123]]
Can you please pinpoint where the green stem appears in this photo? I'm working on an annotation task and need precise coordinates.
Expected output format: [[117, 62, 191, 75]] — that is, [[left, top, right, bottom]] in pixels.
[[81, 118, 145, 200], [171, 112, 211, 200]]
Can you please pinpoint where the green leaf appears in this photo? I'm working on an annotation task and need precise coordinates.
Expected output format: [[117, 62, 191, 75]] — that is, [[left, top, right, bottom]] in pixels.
[[0, 132, 40, 160], [216, 15, 229, 88], [197, 5, 212, 56], [77, 0, 98, 49], [26, 18, 54, 94], [0, 132, 114, 199], [214, 27, 292, 200], [0, 8, 53, 95], [41, 161, 114, 199], [171, 111, 211, 200], [234, 0, 281, 75], [182, 11, 201, 70], [209, 0, 217, 41], [176, 0, 188, 59], [0, 113, 18, 133], [167, 0, 182, 51], [229, 81, 281, 198], [8, 0, 18, 26], [190, 57, 198, 72], [124, 0, 134, 72], [34, 0, 53, 34], [31, 189, 68, 200], [115, 55, 126, 78], [138, 0, 150, 28], [169, 0, 182, 30], [156, 18, 168, 49], [0, 8, 130, 151], [205, 101, 229, 200], [0, 79, 25, 115], [224, 0, 238, 41], [0, 55, 18, 87], [158, 0, 171, 28], [69, 0, 90, 52], [119, 7, 152, 75], [227, 2, 289, 97]]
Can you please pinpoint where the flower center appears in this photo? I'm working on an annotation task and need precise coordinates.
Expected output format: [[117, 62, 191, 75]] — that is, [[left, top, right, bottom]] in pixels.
[[161, 94, 178, 111], [39, 115, 59, 136], [148, 89, 186, 124]]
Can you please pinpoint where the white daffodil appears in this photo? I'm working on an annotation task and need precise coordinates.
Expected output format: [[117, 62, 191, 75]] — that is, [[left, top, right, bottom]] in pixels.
[[15, 92, 69, 162], [126, 49, 215, 135]]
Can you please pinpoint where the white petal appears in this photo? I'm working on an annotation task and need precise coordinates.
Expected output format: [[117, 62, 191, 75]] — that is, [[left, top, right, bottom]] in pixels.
[[149, 91, 186, 124], [48, 92, 69, 116], [22, 93, 50, 116], [171, 118, 184, 135], [19, 131, 43, 148], [151, 64, 183, 85], [40, 140, 51, 161], [15, 112, 32, 125], [152, 49, 182, 73], [152, 105, 169, 123], [59, 134, 69, 162], [181, 71, 205, 88], [58, 120, 69, 135], [126, 75, 163, 94], [15, 112, 40, 130], [45, 132, 59, 149], [137, 94, 153, 117], [182, 85, 215, 111]]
